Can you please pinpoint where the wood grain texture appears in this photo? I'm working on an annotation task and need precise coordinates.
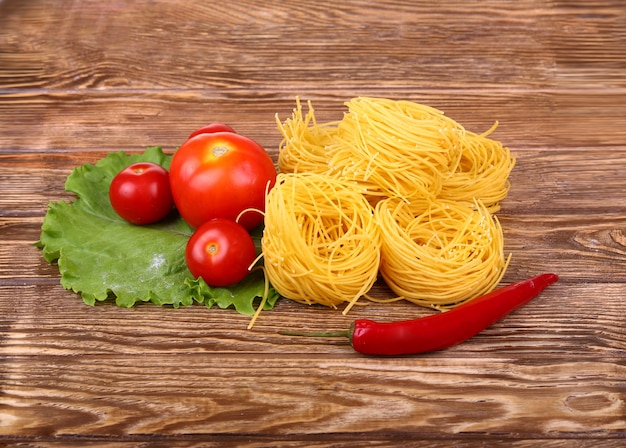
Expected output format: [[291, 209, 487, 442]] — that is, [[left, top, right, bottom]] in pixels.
[[0, 0, 625, 445], [2, 354, 624, 437], [0, 280, 623, 357], [2, 91, 626, 151], [1, 0, 625, 90]]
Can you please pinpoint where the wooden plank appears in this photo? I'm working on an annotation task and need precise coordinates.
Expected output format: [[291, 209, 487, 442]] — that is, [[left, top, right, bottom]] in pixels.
[[501, 213, 626, 281], [0, 281, 622, 357], [505, 149, 626, 215], [0, 440, 623, 448], [0, 440, 622, 448], [1, 353, 624, 438], [1, 91, 626, 151], [1, 0, 624, 90]]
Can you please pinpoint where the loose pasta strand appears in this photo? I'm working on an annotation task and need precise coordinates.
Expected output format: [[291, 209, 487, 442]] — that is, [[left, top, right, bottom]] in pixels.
[[247, 266, 270, 330]]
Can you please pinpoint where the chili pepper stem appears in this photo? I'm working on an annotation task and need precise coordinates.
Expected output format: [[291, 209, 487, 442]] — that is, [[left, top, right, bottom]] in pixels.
[[278, 330, 350, 338]]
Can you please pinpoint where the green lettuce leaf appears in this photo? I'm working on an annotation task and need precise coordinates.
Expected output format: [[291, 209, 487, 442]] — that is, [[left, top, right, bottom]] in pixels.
[[37, 146, 279, 315]]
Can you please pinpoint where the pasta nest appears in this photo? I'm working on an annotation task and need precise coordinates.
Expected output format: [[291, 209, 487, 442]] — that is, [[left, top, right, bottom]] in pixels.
[[262, 172, 381, 313], [375, 197, 510, 309]]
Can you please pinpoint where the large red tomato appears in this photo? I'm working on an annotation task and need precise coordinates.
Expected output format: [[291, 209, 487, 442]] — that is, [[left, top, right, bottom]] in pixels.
[[185, 219, 257, 287], [169, 132, 276, 230]]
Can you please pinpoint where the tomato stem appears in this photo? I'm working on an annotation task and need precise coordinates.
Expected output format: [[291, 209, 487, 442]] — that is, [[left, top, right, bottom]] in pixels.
[[206, 243, 219, 255], [212, 146, 229, 157]]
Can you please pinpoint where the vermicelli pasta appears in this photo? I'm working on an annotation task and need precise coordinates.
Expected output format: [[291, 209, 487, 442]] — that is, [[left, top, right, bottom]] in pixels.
[[327, 97, 463, 202], [276, 97, 339, 175], [266, 96, 516, 313], [262, 172, 381, 314], [275, 97, 514, 208], [439, 122, 515, 212], [375, 197, 510, 309]]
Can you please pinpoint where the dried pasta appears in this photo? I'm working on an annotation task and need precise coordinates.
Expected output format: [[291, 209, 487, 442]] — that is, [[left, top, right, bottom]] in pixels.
[[261, 172, 381, 314], [327, 97, 463, 202], [275, 97, 339, 175], [375, 197, 510, 309], [276, 96, 515, 208], [266, 97, 515, 313], [439, 121, 516, 212]]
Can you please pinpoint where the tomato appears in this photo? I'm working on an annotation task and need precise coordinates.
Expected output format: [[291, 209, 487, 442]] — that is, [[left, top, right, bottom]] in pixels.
[[187, 122, 236, 140], [186, 219, 257, 287], [109, 162, 174, 225], [169, 132, 276, 230]]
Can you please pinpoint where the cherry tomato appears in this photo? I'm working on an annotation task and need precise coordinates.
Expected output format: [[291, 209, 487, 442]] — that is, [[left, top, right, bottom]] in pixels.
[[186, 219, 257, 287], [109, 162, 174, 225], [187, 122, 236, 140], [169, 132, 276, 230]]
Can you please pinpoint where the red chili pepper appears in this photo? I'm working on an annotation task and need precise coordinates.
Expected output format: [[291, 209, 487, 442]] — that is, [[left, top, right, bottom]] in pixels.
[[279, 273, 559, 356]]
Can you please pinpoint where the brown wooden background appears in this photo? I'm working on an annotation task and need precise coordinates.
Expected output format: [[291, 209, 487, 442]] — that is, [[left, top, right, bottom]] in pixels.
[[1, 0, 625, 446]]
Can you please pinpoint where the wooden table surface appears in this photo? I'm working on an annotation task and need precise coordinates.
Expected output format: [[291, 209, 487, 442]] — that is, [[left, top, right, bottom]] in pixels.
[[1, 0, 625, 446]]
